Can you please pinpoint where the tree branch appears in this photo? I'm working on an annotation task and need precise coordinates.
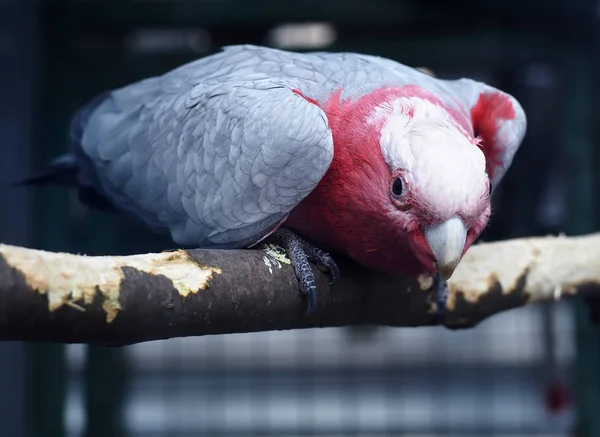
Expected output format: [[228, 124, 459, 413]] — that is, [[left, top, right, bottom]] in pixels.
[[0, 233, 598, 345]]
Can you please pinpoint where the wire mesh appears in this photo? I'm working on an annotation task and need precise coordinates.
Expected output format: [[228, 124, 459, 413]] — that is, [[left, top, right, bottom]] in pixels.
[[15, 0, 596, 435], [64, 302, 575, 436]]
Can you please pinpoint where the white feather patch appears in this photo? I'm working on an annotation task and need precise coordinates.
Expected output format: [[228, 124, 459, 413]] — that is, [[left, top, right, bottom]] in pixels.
[[370, 97, 488, 219]]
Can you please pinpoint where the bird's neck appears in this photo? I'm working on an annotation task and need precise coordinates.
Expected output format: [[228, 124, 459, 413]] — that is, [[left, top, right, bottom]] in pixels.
[[285, 87, 425, 276]]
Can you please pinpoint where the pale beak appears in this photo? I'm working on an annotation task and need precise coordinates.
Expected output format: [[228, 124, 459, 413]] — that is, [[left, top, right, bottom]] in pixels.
[[424, 216, 467, 280]]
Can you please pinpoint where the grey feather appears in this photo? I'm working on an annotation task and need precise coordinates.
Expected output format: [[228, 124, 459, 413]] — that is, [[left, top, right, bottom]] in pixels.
[[62, 44, 525, 248]]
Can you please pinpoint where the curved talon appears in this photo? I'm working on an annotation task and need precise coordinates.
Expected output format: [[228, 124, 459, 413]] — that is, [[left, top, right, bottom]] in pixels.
[[311, 252, 340, 285], [326, 258, 340, 285], [432, 271, 448, 322], [294, 262, 319, 315], [303, 284, 318, 315], [266, 228, 336, 315], [296, 239, 340, 287]]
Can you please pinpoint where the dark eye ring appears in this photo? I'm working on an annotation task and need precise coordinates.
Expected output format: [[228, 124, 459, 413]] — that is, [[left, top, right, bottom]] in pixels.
[[392, 177, 403, 196]]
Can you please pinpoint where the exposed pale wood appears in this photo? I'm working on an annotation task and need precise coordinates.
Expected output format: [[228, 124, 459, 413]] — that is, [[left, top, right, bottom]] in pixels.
[[0, 233, 597, 345]]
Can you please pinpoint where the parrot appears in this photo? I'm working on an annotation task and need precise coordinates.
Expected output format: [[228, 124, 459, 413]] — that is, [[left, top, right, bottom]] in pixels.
[[22, 45, 527, 316]]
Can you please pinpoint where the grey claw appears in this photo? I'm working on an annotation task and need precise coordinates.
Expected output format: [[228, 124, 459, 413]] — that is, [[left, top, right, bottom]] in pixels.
[[432, 271, 448, 322], [266, 228, 338, 314]]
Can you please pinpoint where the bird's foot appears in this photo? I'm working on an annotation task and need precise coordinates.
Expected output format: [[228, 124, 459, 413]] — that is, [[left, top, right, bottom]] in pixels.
[[432, 271, 448, 323], [266, 228, 340, 315]]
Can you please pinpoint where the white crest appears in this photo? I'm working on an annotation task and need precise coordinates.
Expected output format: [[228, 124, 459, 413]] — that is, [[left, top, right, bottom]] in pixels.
[[369, 97, 488, 218]]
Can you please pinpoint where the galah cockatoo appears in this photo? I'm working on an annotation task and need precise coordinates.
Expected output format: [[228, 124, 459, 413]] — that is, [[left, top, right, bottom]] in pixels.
[[24, 45, 527, 316]]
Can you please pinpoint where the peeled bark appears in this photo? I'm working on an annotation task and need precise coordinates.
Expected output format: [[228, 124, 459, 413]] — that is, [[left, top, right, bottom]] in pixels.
[[0, 233, 598, 345]]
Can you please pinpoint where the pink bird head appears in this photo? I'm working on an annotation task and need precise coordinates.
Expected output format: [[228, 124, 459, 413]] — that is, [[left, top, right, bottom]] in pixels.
[[288, 85, 504, 280]]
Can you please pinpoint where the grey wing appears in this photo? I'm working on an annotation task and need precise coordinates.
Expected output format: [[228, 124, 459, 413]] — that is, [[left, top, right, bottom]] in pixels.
[[76, 78, 334, 249]]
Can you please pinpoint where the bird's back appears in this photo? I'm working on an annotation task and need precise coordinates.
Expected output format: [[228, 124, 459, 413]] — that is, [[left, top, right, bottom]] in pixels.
[[62, 45, 522, 248]]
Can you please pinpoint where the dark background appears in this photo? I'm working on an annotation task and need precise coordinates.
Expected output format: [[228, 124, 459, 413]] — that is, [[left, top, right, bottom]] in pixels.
[[1, 0, 599, 436]]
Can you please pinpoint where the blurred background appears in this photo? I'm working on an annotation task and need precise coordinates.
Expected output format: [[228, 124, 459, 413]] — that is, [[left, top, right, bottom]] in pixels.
[[1, 0, 600, 436]]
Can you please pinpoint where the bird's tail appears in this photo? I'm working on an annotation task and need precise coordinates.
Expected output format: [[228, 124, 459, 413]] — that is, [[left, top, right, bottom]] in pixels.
[[16, 153, 117, 213], [15, 153, 79, 187], [17, 90, 110, 188]]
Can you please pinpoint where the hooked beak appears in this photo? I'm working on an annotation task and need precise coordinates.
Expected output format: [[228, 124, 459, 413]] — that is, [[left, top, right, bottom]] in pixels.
[[424, 216, 467, 280]]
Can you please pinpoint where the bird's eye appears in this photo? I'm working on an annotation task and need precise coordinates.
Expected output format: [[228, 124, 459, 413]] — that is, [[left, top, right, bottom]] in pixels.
[[392, 177, 403, 196]]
